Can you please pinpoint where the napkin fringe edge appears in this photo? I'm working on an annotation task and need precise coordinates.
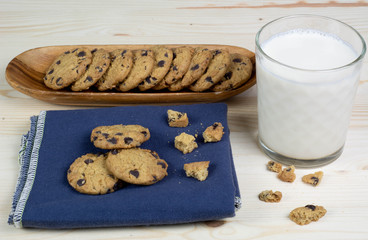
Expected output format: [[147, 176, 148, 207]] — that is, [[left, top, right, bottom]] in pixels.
[[9, 111, 46, 228]]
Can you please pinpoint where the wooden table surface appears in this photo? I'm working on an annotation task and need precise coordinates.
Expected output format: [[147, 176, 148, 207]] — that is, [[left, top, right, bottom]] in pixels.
[[1, 0, 367, 239]]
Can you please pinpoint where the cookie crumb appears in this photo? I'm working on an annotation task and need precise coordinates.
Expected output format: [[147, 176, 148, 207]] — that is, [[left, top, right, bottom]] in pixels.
[[267, 160, 282, 173], [258, 190, 282, 203], [174, 132, 198, 154], [184, 161, 210, 181], [278, 165, 296, 182], [167, 109, 189, 127], [289, 205, 327, 225], [302, 171, 323, 186], [203, 122, 224, 143]]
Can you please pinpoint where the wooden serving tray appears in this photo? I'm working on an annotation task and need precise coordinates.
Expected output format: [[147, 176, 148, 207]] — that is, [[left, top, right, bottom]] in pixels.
[[6, 44, 256, 106]]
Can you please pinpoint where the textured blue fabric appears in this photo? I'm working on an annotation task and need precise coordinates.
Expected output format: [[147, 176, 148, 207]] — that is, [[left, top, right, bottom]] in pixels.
[[10, 103, 240, 229]]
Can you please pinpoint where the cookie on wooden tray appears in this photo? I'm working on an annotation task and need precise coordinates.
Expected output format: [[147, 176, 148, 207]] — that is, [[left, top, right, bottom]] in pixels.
[[153, 46, 194, 90], [167, 109, 189, 127], [71, 48, 111, 91], [119, 49, 155, 92], [67, 153, 122, 195], [96, 49, 133, 91], [168, 47, 212, 91], [184, 161, 210, 181], [258, 190, 282, 203], [289, 205, 327, 225], [44, 48, 92, 90], [189, 49, 231, 92], [138, 46, 173, 91], [106, 148, 168, 185], [202, 122, 224, 143], [302, 171, 324, 186], [212, 53, 253, 91], [175, 132, 198, 154], [91, 124, 150, 149]]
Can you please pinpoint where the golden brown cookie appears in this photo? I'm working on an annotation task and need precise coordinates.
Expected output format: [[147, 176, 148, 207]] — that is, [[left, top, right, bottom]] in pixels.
[[302, 171, 324, 186], [44, 48, 92, 90], [96, 49, 133, 91], [212, 53, 253, 91], [278, 165, 296, 182], [189, 49, 231, 92], [258, 190, 282, 203], [267, 161, 282, 173], [289, 205, 327, 225], [174, 132, 198, 154], [91, 124, 150, 149], [167, 109, 189, 127], [106, 148, 168, 185], [202, 122, 224, 143], [184, 161, 210, 181], [168, 47, 212, 91], [119, 49, 155, 91], [71, 48, 111, 91], [138, 46, 173, 91], [67, 153, 122, 195]]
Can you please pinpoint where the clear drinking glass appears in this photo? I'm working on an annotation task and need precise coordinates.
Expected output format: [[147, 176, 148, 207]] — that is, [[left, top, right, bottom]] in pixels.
[[255, 15, 366, 167]]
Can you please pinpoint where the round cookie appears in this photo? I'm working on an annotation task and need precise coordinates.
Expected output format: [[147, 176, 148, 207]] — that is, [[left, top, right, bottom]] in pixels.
[[91, 124, 150, 149], [212, 53, 253, 91], [97, 49, 133, 91], [67, 153, 122, 195], [106, 148, 168, 185], [44, 48, 92, 90], [168, 47, 212, 91], [153, 46, 194, 90], [119, 50, 155, 92], [138, 46, 173, 91], [71, 48, 111, 91], [189, 49, 231, 92]]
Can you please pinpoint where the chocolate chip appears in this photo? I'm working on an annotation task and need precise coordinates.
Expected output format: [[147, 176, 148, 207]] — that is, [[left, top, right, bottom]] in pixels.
[[173, 65, 178, 71], [77, 51, 86, 57], [212, 123, 218, 129], [164, 53, 168, 58], [77, 179, 86, 186], [84, 159, 94, 164], [214, 50, 222, 56], [151, 77, 157, 82], [72, 48, 78, 53], [205, 76, 213, 83], [157, 162, 166, 169], [173, 52, 177, 59], [124, 137, 133, 145], [107, 137, 117, 144], [85, 76, 93, 82], [91, 48, 97, 54], [145, 76, 151, 84], [141, 131, 147, 137], [56, 60, 61, 65], [64, 51, 70, 54], [191, 64, 199, 71], [48, 69, 54, 75], [129, 170, 139, 178], [56, 77, 63, 86], [311, 176, 319, 185], [177, 113, 182, 118], [92, 136, 97, 141], [305, 205, 316, 211], [224, 71, 232, 80], [113, 180, 124, 191], [67, 169, 71, 174], [141, 50, 148, 56], [95, 131, 101, 134], [233, 58, 242, 63], [115, 132, 123, 136], [111, 149, 119, 155], [102, 133, 109, 138], [152, 175, 158, 183], [157, 60, 165, 67], [121, 50, 127, 56], [96, 66, 103, 72]]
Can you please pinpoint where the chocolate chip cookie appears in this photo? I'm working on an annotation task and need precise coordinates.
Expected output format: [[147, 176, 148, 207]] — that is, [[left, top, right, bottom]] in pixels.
[[212, 53, 253, 91], [289, 205, 327, 225], [71, 48, 111, 91], [138, 46, 173, 91], [184, 161, 210, 181], [302, 171, 324, 186], [202, 122, 224, 143], [44, 48, 92, 90], [96, 49, 133, 91], [106, 148, 168, 185], [258, 190, 282, 203], [189, 49, 231, 92], [167, 109, 189, 127], [168, 47, 212, 91], [175, 132, 198, 154], [119, 49, 155, 91], [91, 124, 150, 149], [67, 153, 122, 195]]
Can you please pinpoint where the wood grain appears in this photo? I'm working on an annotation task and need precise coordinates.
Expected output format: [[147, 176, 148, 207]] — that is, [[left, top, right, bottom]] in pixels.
[[6, 44, 256, 106]]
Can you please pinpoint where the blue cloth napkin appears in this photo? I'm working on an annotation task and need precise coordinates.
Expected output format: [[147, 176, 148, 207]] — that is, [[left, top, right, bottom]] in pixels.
[[8, 103, 241, 229]]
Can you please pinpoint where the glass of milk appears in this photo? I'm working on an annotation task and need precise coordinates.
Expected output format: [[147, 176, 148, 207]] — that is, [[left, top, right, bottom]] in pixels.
[[255, 15, 366, 167]]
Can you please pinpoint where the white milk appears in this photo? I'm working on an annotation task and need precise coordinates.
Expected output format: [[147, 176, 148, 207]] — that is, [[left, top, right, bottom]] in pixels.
[[257, 29, 360, 159]]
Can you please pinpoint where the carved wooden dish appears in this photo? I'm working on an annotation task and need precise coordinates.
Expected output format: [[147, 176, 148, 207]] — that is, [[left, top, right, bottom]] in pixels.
[[6, 44, 256, 106]]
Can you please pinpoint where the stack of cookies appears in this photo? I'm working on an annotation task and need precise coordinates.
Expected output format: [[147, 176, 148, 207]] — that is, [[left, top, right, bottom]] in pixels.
[[43, 46, 253, 92], [67, 124, 168, 195]]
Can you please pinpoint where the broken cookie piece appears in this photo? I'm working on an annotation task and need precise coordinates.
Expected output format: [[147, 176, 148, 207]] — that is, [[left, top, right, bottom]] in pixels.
[[203, 122, 224, 143], [184, 161, 210, 181], [302, 171, 324, 186], [278, 165, 296, 183], [258, 190, 282, 203], [267, 160, 282, 173], [289, 205, 327, 225], [167, 109, 189, 127], [174, 132, 198, 154]]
